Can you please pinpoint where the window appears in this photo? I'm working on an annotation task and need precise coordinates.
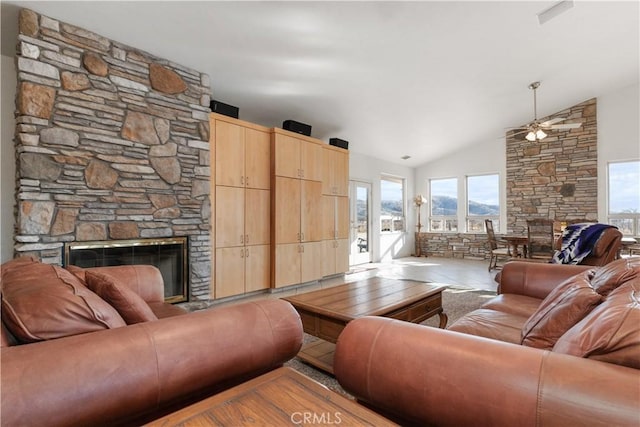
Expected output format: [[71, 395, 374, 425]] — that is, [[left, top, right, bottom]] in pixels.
[[467, 174, 500, 232], [380, 176, 405, 232], [430, 178, 458, 232], [608, 160, 640, 236]]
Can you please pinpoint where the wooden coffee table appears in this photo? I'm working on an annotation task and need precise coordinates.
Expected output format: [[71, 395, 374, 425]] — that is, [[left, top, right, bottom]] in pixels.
[[147, 367, 397, 426], [283, 277, 447, 373]]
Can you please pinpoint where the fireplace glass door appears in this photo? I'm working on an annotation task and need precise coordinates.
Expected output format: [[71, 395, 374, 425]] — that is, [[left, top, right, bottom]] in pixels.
[[65, 237, 188, 303]]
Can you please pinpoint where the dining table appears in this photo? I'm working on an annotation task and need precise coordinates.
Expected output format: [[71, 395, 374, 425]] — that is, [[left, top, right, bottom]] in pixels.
[[501, 234, 529, 258]]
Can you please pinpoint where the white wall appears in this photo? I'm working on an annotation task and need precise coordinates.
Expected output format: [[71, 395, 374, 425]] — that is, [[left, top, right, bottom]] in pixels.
[[350, 152, 415, 262], [597, 82, 640, 221], [415, 135, 507, 232], [1, 54, 16, 262]]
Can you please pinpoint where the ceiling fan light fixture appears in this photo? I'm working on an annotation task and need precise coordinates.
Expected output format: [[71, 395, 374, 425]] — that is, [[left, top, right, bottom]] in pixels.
[[525, 131, 537, 142], [536, 129, 547, 140]]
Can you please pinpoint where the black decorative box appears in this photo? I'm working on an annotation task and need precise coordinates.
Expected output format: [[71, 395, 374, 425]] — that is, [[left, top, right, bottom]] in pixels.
[[329, 138, 349, 150], [210, 100, 239, 119], [283, 120, 312, 136]]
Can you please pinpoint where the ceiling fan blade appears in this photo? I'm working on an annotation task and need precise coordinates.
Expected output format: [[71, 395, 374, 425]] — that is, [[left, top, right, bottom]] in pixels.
[[550, 123, 582, 130], [508, 129, 530, 137], [539, 117, 566, 127]]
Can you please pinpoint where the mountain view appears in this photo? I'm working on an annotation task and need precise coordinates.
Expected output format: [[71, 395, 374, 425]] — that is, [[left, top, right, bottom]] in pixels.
[[371, 195, 499, 217]]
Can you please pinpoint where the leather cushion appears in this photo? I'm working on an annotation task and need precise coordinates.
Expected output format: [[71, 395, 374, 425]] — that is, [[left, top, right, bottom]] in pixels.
[[1, 263, 126, 343], [448, 309, 527, 344], [521, 271, 602, 349], [84, 270, 158, 324], [553, 279, 640, 369], [480, 294, 542, 318], [590, 257, 640, 297]]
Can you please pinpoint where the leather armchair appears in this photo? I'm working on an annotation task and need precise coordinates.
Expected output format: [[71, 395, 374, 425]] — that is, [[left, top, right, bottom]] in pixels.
[[554, 226, 622, 266]]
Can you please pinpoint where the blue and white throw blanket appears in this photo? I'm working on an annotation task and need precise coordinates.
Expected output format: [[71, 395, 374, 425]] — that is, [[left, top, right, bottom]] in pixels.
[[551, 223, 616, 264]]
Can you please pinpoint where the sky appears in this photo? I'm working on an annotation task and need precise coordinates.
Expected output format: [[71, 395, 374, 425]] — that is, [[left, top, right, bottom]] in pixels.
[[609, 161, 640, 213]]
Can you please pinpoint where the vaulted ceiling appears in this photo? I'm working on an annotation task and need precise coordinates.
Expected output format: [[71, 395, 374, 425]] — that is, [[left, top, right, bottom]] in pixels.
[[2, 1, 638, 167]]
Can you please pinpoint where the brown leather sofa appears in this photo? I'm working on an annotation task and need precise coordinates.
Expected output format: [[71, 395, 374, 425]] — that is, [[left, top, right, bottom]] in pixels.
[[334, 258, 640, 426], [1, 257, 303, 426]]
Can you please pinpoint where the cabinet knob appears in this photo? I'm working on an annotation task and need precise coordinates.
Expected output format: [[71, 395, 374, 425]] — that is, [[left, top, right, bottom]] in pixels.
[[245, 234, 249, 244], [245, 248, 249, 257], [301, 232, 305, 241], [240, 248, 245, 258], [240, 235, 244, 244], [240, 176, 244, 185], [245, 176, 249, 187]]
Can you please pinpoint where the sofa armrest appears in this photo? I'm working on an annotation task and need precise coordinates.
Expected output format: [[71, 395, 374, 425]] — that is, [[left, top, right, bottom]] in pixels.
[[334, 317, 639, 427], [498, 261, 592, 299], [1, 299, 302, 427], [86, 265, 165, 303]]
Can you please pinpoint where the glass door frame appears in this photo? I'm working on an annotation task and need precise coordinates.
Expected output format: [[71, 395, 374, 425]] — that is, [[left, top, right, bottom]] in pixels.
[[349, 180, 372, 266]]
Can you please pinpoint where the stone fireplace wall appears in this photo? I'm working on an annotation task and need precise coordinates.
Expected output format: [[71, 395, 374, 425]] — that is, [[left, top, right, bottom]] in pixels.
[[13, 9, 212, 300], [506, 98, 598, 234]]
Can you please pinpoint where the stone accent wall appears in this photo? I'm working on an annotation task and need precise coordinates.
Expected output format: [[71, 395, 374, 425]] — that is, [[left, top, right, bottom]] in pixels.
[[13, 9, 212, 300], [506, 99, 597, 234], [417, 232, 490, 259]]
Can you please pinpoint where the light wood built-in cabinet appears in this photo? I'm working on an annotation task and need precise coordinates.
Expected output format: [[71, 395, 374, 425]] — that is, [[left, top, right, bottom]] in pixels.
[[211, 114, 271, 299], [271, 129, 326, 288], [210, 114, 349, 297]]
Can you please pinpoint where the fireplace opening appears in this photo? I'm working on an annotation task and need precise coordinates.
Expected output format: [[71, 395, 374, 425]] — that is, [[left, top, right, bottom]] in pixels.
[[64, 237, 188, 303]]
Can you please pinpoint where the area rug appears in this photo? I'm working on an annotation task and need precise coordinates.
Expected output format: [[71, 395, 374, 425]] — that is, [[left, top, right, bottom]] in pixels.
[[285, 287, 496, 397]]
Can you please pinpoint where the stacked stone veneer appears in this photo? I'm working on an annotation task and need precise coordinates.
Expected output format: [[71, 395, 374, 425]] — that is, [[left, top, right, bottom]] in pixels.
[[13, 9, 212, 300], [417, 232, 490, 259], [506, 98, 597, 234]]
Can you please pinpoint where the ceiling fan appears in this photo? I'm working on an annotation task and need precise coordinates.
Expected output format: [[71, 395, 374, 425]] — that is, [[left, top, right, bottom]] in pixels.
[[510, 81, 582, 141]]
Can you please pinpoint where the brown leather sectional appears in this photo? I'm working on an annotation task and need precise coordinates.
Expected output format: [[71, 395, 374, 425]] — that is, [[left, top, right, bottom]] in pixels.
[[1, 257, 303, 426], [334, 258, 640, 426]]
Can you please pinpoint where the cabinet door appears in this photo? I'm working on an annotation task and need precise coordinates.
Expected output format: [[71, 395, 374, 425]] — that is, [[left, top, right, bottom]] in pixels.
[[335, 239, 350, 274], [274, 243, 300, 288], [301, 140, 323, 182], [274, 177, 301, 244], [215, 120, 245, 187], [321, 195, 336, 240], [245, 244, 270, 293], [334, 149, 349, 196], [321, 147, 334, 195], [215, 186, 244, 248], [245, 128, 270, 190], [273, 134, 300, 179], [335, 196, 349, 239], [215, 247, 245, 298], [322, 239, 337, 277], [301, 241, 323, 283], [245, 188, 270, 245], [301, 180, 322, 242]]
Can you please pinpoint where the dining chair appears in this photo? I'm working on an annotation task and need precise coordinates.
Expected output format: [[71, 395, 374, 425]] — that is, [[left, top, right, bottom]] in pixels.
[[526, 218, 555, 261], [485, 219, 511, 271]]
